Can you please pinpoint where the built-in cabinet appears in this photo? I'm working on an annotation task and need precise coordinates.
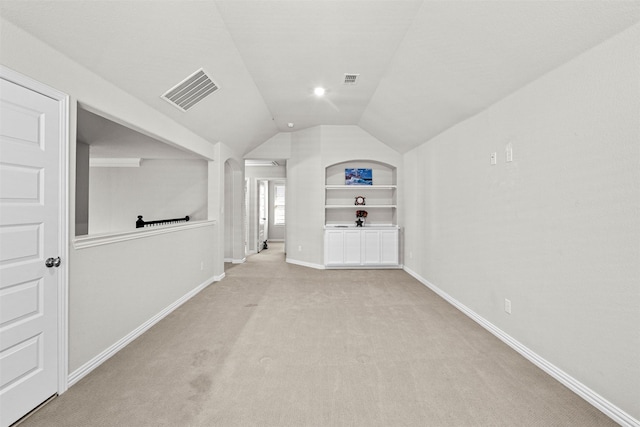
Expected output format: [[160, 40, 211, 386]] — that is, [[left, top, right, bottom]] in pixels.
[[324, 160, 400, 268], [325, 227, 399, 267]]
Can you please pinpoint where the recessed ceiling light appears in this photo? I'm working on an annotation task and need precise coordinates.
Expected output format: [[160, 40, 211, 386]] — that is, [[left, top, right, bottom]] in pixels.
[[287, 123, 294, 128], [314, 87, 326, 97]]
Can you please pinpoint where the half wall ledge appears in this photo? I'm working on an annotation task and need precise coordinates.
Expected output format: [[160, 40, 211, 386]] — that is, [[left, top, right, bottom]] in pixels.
[[73, 220, 216, 250]]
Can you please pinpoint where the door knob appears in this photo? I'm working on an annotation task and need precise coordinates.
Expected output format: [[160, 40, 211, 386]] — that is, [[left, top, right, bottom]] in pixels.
[[45, 257, 61, 268]]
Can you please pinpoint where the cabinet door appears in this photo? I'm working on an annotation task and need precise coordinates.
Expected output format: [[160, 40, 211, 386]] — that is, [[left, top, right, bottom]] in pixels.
[[325, 230, 345, 265], [380, 230, 399, 264], [362, 230, 381, 264], [343, 230, 362, 264]]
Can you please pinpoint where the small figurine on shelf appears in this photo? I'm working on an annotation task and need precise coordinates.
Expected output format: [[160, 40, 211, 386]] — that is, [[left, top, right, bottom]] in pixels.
[[355, 196, 366, 205], [355, 210, 368, 227]]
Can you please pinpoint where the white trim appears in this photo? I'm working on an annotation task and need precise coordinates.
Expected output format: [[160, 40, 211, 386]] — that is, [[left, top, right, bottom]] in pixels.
[[286, 258, 326, 270], [326, 265, 403, 270], [214, 272, 226, 282], [403, 266, 640, 427], [224, 258, 246, 264], [57, 85, 70, 396], [325, 205, 397, 209], [324, 185, 397, 189], [89, 157, 141, 168], [68, 275, 218, 387], [73, 220, 216, 249], [0, 66, 71, 396]]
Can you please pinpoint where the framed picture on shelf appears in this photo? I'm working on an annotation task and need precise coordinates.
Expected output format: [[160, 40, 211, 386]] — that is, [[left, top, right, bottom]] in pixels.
[[345, 168, 372, 185]]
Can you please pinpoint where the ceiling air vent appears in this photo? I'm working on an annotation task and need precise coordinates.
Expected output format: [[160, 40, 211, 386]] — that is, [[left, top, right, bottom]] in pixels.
[[162, 68, 219, 112], [343, 73, 359, 85]]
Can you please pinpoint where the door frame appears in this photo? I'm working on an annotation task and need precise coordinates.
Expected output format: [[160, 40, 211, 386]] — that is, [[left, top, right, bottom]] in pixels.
[[1, 66, 69, 395]]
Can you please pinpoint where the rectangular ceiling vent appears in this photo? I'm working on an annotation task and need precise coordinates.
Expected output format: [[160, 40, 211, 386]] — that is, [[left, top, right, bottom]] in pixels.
[[343, 73, 359, 85], [162, 68, 219, 112]]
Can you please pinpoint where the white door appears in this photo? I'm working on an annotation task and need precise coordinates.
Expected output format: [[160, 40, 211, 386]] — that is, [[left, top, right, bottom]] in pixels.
[[0, 77, 62, 426], [257, 180, 268, 252]]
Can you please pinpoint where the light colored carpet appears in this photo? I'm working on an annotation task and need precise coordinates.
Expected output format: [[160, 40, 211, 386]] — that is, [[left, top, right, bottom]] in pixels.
[[20, 243, 614, 426]]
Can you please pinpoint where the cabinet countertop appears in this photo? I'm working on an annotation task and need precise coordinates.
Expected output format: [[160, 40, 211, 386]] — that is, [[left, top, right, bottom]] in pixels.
[[324, 225, 399, 230]]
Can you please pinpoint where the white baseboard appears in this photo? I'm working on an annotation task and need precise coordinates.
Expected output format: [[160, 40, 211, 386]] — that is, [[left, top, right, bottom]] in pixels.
[[224, 258, 245, 264], [403, 266, 640, 427], [67, 275, 218, 387], [285, 258, 325, 270]]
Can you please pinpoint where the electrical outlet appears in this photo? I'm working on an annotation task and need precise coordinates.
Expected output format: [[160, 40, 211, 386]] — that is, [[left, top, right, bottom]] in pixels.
[[504, 298, 512, 314], [490, 152, 497, 165]]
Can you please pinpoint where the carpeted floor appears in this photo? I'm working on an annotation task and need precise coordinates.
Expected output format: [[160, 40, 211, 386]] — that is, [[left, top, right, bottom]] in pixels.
[[20, 243, 615, 426]]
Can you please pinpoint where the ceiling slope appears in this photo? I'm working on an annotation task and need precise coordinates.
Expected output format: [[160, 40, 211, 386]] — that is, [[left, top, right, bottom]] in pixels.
[[360, 1, 640, 153], [0, 0, 278, 155], [215, 0, 422, 133], [1, 1, 639, 155]]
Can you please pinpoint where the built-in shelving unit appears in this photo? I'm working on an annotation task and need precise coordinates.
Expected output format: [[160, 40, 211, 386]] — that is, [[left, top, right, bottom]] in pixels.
[[324, 161, 400, 268], [324, 162, 397, 227]]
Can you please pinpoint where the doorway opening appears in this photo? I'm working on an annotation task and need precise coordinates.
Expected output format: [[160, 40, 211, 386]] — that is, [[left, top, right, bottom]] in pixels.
[[244, 160, 286, 257]]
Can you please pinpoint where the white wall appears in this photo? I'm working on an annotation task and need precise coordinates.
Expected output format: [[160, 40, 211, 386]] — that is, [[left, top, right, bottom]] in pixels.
[[75, 142, 90, 235], [224, 161, 234, 259], [89, 160, 207, 234], [1, 18, 224, 377], [284, 125, 403, 267], [70, 225, 216, 372], [245, 132, 291, 159], [319, 126, 402, 171], [404, 22, 640, 422], [286, 126, 324, 265], [209, 143, 245, 272]]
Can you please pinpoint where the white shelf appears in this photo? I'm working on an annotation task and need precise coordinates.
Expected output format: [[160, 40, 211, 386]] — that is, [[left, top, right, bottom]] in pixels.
[[325, 185, 396, 189], [325, 205, 396, 209], [325, 161, 398, 230], [325, 225, 398, 229]]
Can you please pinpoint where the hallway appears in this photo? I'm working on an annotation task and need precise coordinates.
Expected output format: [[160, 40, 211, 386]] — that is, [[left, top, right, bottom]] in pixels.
[[20, 244, 613, 426]]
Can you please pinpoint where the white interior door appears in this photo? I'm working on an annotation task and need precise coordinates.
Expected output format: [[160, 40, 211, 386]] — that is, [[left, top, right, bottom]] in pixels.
[[257, 180, 268, 252], [0, 77, 62, 426]]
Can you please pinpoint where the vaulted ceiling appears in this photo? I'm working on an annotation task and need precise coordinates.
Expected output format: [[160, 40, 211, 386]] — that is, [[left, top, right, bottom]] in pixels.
[[1, 1, 639, 155]]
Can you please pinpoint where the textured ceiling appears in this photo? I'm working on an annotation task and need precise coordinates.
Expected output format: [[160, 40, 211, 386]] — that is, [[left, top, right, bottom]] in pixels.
[[1, 1, 639, 155]]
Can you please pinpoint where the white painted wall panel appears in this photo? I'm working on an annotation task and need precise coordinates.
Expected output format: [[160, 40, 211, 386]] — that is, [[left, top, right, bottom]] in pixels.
[[0, 18, 224, 377], [404, 22, 640, 421], [88, 159, 207, 235]]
